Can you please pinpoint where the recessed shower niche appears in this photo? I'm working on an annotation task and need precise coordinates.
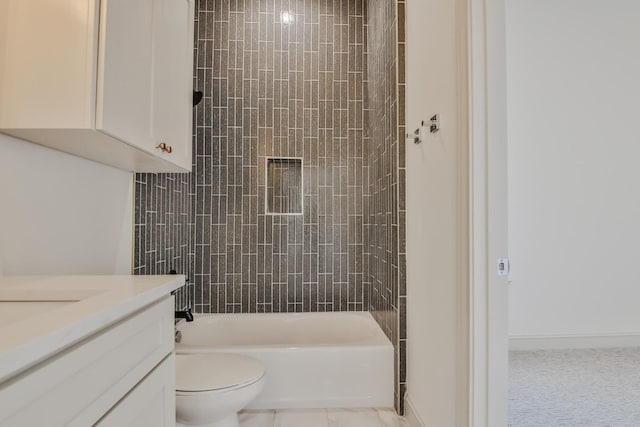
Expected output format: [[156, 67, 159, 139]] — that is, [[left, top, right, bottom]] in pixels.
[[266, 158, 303, 215]]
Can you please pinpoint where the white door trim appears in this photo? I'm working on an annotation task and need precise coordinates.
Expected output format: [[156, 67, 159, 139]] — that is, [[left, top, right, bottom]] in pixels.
[[467, 0, 509, 426], [468, 0, 490, 421]]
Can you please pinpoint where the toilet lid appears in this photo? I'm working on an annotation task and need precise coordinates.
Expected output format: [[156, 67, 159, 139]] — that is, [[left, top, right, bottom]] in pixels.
[[175, 353, 265, 392]]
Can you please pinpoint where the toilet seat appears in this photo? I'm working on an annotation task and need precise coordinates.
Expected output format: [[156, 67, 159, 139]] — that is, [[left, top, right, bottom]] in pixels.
[[176, 353, 265, 393]]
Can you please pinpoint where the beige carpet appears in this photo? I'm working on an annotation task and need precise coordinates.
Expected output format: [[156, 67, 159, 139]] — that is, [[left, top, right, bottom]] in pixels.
[[509, 348, 640, 427]]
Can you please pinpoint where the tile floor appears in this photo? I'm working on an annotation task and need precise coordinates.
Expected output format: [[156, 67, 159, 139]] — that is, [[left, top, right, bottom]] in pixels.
[[239, 408, 409, 427]]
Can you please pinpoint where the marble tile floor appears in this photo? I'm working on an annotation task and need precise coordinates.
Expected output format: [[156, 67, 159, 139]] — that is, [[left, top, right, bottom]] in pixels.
[[239, 408, 409, 427]]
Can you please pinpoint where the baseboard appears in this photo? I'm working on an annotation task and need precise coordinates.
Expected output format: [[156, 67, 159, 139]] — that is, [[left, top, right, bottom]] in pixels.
[[403, 393, 426, 427], [509, 333, 640, 351]]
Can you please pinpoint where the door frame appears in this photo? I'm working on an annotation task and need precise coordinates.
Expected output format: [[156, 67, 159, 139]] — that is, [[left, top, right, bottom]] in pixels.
[[467, 0, 509, 425]]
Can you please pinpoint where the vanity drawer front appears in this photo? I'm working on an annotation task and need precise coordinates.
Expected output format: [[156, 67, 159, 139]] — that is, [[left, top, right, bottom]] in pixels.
[[95, 353, 175, 427], [0, 296, 174, 427]]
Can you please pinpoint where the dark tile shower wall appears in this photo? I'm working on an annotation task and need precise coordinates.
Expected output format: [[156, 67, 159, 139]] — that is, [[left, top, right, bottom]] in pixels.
[[133, 173, 195, 309], [192, 0, 369, 314], [397, 0, 407, 413], [365, 0, 406, 411]]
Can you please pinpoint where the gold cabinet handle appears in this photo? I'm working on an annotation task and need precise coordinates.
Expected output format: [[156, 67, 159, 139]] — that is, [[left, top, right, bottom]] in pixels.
[[156, 142, 173, 154]]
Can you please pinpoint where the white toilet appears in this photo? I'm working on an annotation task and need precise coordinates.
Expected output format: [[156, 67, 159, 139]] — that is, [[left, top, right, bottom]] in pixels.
[[175, 353, 266, 427]]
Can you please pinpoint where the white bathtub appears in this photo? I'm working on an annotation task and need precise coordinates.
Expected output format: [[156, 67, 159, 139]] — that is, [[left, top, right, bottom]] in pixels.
[[175, 312, 394, 410]]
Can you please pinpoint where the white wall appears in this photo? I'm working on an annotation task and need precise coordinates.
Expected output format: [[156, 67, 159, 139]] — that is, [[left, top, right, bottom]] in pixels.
[[0, 134, 133, 275], [405, 0, 468, 424], [507, 0, 640, 339]]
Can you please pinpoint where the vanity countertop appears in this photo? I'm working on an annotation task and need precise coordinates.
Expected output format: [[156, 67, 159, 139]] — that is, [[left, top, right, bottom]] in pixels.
[[0, 275, 184, 383]]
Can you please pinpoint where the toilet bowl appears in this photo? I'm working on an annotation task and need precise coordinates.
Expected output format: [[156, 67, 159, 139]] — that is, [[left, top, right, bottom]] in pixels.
[[175, 353, 266, 427]]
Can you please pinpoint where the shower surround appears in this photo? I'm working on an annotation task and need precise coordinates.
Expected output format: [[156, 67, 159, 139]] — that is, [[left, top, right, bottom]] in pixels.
[[193, 0, 369, 314], [134, 0, 406, 411], [366, 0, 406, 410]]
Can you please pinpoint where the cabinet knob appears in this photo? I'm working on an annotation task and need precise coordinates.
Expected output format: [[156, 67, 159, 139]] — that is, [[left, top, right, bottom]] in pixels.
[[156, 142, 173, 154]]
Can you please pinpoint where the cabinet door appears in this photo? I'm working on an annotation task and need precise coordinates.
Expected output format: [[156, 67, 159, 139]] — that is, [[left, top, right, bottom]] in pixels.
[[151, 0, 194, 170], [95, 354, 176, 427], [0, 0, 99, 129], [96, 0, 155, 153]]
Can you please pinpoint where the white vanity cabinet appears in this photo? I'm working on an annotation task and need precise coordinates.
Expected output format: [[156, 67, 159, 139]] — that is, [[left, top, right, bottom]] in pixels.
[[0, 0, 194, 172], [0, 296, 176, 427]]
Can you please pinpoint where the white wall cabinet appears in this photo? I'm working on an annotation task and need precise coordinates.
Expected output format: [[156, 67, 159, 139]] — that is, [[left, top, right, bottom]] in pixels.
[[0, 0, 194, 172], [0, 297, 175, 427]]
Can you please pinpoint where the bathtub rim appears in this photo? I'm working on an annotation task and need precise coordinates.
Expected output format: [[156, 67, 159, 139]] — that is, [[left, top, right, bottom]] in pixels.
[[174, 310, 394, 350]]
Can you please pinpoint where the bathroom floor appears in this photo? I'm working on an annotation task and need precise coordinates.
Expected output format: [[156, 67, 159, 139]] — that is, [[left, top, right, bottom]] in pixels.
[[239, 408, 408, 427]]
